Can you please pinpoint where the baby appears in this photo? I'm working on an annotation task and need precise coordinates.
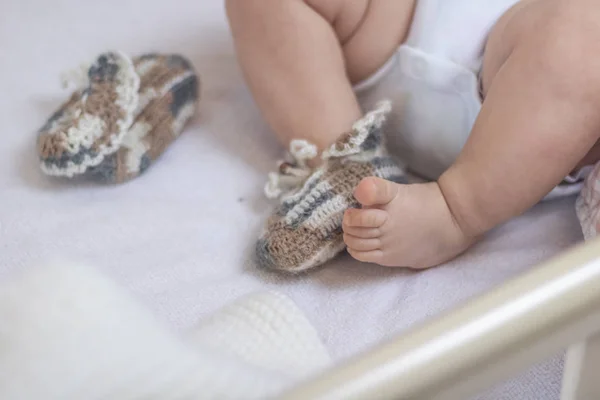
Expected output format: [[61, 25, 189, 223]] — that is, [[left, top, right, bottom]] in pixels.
[[226, 0, 600, 272]]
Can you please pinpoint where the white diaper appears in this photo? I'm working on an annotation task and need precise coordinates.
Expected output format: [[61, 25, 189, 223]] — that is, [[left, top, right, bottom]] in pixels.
[[354, 0, 586, 199]]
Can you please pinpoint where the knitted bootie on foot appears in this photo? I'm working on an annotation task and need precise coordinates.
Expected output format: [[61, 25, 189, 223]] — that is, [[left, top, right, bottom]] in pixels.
[[576, 162, 600, 240], [256, 101, 407, 273], [37, 51, 199, 183]]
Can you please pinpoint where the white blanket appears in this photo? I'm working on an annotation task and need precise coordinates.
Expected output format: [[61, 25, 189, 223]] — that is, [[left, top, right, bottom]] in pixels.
[[0, 0, 584, 398], [0, 262, 330, 399]]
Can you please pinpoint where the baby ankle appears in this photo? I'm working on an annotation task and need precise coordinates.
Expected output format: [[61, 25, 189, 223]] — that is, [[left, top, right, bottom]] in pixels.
[[437, 174, 487, 240]]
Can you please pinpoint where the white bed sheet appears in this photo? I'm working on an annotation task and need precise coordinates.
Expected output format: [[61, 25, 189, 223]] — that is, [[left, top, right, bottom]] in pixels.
[[0, 1, 584, 398]]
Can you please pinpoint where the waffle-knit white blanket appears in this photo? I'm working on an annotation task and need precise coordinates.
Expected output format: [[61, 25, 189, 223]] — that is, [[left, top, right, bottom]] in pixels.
[[0, 262, 331, 399]]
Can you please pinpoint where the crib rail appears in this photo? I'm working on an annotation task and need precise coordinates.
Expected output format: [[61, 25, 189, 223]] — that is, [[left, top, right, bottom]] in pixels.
[[279, 238, 600, 400]]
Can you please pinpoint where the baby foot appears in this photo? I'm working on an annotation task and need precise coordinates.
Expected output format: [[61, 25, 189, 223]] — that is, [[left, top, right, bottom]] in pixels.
[[256, 101, 406, 273], [342, 177, 474, 269]]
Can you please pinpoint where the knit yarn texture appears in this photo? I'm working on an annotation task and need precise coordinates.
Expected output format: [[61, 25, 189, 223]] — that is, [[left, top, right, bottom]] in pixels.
[[37, 51, 199, 183], [256, 101, 406, 273]]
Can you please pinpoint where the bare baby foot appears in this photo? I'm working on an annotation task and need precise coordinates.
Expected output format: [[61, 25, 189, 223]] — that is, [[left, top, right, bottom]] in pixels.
[[342, 177, 475, 269]]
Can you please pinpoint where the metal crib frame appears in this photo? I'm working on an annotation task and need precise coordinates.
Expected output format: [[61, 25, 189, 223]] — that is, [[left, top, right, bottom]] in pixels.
[[279, 238, 600, 400]]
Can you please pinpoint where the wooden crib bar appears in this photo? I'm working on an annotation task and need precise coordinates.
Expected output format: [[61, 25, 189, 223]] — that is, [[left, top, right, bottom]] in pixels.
[[279, 238, 600, 400]]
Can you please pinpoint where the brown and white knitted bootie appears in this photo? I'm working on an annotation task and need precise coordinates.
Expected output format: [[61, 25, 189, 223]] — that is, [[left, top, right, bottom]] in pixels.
[[576, 162, 600, 239], [37, 51, 199, 183], [256, 101, 407, 273]]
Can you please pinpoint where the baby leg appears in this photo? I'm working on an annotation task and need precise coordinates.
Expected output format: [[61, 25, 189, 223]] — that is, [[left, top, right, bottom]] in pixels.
[[230, 0, 417, 272], [344, 0, 600, 268], [225, 0, 415, 150], [443, 0, 600, 235]]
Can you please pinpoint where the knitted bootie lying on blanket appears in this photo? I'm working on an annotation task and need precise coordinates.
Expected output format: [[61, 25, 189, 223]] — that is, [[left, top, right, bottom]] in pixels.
[[256, 101, 406, 273], [37, 51, 199, 183]]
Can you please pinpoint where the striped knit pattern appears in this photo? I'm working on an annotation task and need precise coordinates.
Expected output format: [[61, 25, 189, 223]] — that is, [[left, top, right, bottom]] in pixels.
[[256, 101, 407, 273], [576, 162, 600, 240], [37, 52, 199, 183]]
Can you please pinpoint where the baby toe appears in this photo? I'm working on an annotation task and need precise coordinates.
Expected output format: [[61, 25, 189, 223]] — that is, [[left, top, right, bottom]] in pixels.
[[341, 225, 382, 238], [354, 177, 399, 207], [343, 233, 381, 252], [347, 248, 384, 264], [343, 208, 388, 228]]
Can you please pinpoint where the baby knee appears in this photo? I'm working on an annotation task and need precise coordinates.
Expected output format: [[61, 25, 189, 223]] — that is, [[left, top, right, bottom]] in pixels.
[[225, 0, 281, 23], [303, 0, 348, 22]]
